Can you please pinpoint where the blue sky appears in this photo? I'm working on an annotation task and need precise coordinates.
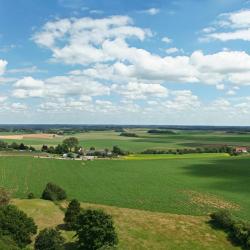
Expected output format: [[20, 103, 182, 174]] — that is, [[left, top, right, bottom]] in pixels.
[[0, 0, 250, 124]]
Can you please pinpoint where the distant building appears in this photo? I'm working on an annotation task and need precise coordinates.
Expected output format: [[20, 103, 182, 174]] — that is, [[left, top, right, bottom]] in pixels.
[[83, 156, 95, 161], [235, 147, 248, 153]]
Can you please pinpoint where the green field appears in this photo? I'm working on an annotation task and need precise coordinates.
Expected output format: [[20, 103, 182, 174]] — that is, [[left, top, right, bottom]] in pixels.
[[1, 129, 250, 152], [1, 154, 250, 220]]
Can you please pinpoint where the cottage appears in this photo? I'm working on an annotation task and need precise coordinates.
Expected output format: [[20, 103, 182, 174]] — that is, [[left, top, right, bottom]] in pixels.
[[235, 147, 248, 153]]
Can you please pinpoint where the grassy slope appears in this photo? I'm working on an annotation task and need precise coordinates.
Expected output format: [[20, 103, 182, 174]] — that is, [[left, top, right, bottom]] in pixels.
[[1, 130, 250, 152], [1, 155, 250, 220], [13, 199, 240, 250]]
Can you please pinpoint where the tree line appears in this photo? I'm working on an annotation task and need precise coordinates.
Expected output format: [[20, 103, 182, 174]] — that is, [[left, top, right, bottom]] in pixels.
[[142, 146, 243, 156], [0, 141, 35, 151]]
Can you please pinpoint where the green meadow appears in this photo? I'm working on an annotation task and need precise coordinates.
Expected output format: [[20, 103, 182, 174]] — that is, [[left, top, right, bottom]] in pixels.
[[1, 154, 249, 220]]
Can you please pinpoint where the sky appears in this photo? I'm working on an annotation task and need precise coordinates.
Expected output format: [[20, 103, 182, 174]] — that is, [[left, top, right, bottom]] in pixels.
[[1, 0, 250, 125]]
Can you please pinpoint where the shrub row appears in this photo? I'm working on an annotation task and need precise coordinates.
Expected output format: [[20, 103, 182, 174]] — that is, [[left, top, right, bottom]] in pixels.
[[120, 132, 138, 137], [210, 210, 250, 249], [147, 129, 176, 134], [142, 146, 239, 155]]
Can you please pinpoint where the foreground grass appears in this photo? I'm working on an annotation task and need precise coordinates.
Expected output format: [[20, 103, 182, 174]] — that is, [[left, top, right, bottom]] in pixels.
[[1, 156, 250, 220], [13, 199, 239, 250]]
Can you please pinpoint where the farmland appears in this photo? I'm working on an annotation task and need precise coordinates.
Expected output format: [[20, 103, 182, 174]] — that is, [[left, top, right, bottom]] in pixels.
[[1, 129, 250, 152], [0, 154, 249, 220], [0, 128, 250, 249]]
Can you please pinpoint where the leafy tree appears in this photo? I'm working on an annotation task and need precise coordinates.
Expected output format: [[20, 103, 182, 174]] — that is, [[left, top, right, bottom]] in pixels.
[[62, 137, 79, 152], [54, 144, 68, 154], [41, 145, 48, 152], [0, 205, 37, 248], [35, 228, 65, 250], [19, 143, 27, 150], [64, 199, 81, 230], [75, 209, 118, 250], [41, 183, 67, 201], [112, 146, 126, 156], [0, 187, 10, 206]]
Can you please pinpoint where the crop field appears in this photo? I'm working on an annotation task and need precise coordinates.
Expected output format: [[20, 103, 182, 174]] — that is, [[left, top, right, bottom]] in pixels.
[[1, 154, 250, 220], [12, 199, 239, 250], [123, 153, 230, 160]]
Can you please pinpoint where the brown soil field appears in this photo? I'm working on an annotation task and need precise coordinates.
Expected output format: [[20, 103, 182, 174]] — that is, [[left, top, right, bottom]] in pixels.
[[0, 133, 59, 140]]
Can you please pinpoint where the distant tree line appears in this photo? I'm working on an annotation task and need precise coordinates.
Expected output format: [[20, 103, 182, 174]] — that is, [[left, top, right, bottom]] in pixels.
[[0, 141, 35, 152], [120, 132, 138, 137], [142, 146, 241, 156], [147, 129, 177, 135]]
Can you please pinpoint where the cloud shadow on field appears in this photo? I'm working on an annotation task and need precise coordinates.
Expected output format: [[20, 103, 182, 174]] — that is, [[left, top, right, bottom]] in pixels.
[[183, 157, 250, 194]]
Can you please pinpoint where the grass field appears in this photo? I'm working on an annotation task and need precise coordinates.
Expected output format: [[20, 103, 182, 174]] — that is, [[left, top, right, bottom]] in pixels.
[[13, 199, 240, 250], [1, 155, 250, 220], [1, 129, 250, 152]]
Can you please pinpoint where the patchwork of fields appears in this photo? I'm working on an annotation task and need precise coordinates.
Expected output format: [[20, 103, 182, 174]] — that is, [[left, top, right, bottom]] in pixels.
[[1, 154, 250, 220], [1, 129, 250, 152], [1, 129, 250, 249]]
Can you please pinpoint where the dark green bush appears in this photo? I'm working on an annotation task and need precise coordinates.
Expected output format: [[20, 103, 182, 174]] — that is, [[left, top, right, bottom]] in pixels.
[[35, 228, 65, 250], [210, 210, 250, 249], [41, 183, 67, 201], [231, 221, 250, 247], [27, 192, 35, 199], [210, 210, 234, 229], [75, 209, 118, 250], [0, 205, 37, 248], [64, 199, 81, 230]]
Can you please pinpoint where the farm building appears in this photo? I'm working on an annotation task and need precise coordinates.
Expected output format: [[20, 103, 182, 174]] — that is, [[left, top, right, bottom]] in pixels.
[[235, 146, 248, 153], [82, 156, 95, 161]]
